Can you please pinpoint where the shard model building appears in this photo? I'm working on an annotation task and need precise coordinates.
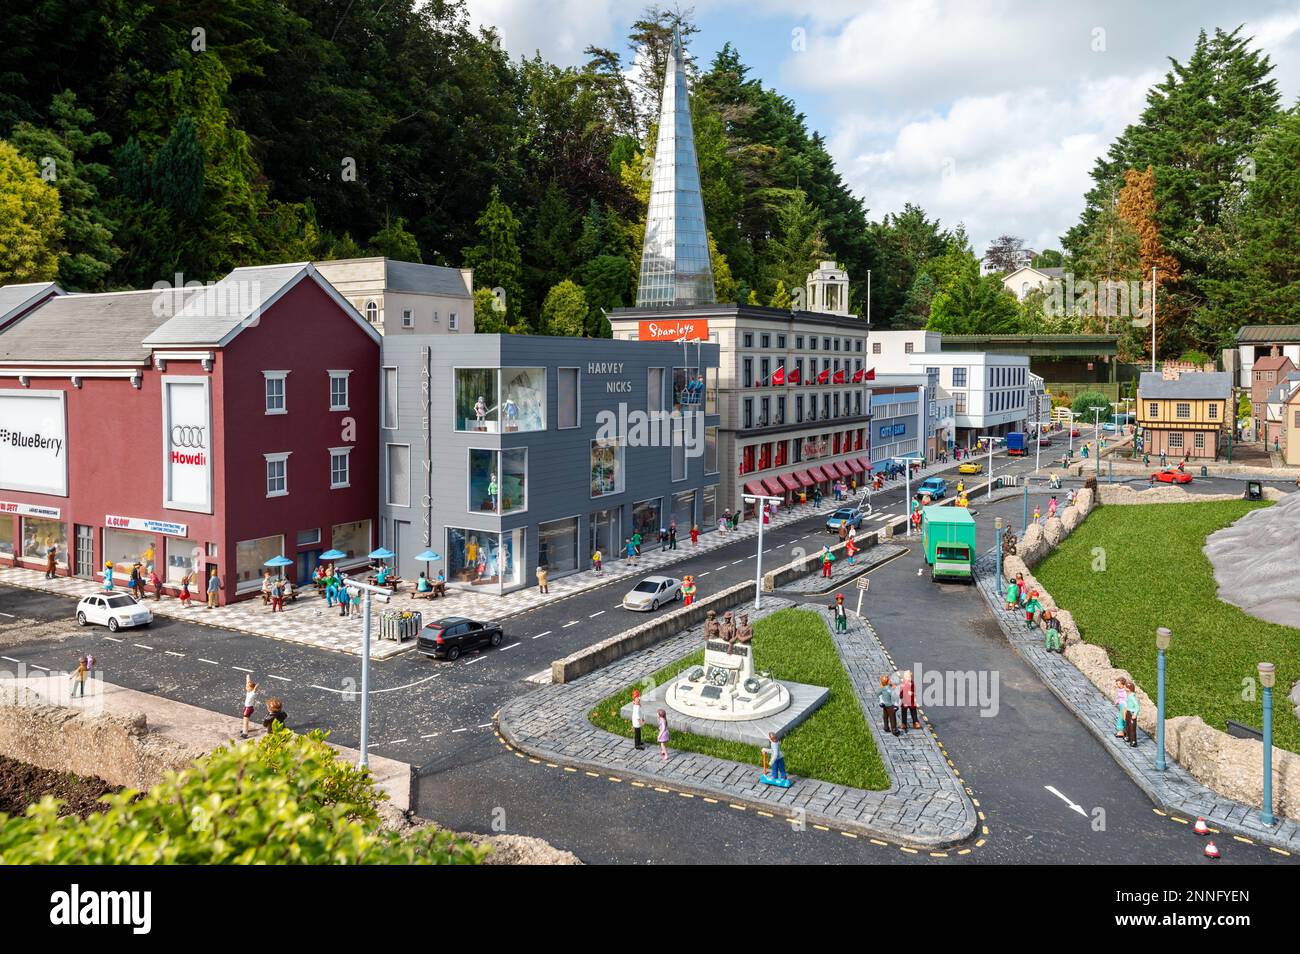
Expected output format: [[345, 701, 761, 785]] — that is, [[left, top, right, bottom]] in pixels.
[[635, 31, 716, 308]]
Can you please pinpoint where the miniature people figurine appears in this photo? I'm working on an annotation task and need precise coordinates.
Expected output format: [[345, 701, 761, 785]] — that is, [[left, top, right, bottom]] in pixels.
[[1023, 589, 1042, 629], [475, 395, 487, 430], [1047, 495, 1058, 519], [820, 545, 835, 578], [487, 472, 498, 507], [504, 397, 519, 431], [845, 533, 858, 565], [830, 593, 848, 633], [1123, 679, 1140, 747], [719, 610, 736, 647], [1033, 505, 1041, 524], [1042, 608, 1064, 653], [630, 689, 644, 750], [766, 732, 787, 782], [102, 560, 115, 592], [1114, 678, 1128, 738], [681, 575, 696, 606], [703, 609, 721, 643], [900, 670, 920, 730], [1005, 576, 1019, 611], [732, 614, 753, 648], [690, 524, 699, 547]]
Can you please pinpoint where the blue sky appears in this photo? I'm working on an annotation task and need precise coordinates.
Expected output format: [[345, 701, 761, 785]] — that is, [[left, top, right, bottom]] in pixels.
[[466, 1, 1300, 258]]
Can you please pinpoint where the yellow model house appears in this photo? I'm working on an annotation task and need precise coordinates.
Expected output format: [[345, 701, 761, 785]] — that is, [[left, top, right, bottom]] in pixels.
[[1136, 370, 1231, 460]]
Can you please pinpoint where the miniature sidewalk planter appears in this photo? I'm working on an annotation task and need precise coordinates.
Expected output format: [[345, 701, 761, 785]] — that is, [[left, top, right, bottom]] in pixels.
[[973, 551, 1300, 854], [497, 601, 977, 849]]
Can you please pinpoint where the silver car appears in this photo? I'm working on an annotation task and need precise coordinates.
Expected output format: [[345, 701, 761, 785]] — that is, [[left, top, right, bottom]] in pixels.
[[621, 576, 683, 612]]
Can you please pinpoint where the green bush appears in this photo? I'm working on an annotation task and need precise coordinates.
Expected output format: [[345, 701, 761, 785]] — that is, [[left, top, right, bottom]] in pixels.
[[1071, 390, 1112, 419], [0, 727, 483, 864]]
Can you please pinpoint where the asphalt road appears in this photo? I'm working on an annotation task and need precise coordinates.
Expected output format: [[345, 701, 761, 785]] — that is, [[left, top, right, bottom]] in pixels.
[[0, 453, 1293, 864]]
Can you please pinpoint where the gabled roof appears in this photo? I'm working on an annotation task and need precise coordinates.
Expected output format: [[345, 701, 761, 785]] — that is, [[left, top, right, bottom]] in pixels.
[[144, 262, 380, 348], [1138, 371, 1232, 400], [0, 281, 61, 329], [0, 288, 191, 364], [1251, 354, 1295, 373], [384, 259, 472, 297], [1236, 325, 1300, 344]]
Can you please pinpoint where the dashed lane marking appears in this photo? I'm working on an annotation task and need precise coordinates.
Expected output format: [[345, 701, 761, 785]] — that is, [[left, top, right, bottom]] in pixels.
[[164, 651, 185, 657], [133, 644, 153, 650], [28, 664, 48, 671], [531, 630, 552, 639], [103, 636, 123, 643], [1, 656, 20, 664], [267, 674, 290, 682], [589, 611, 605, 619], [198, 658, 218, 665], [232, 666, 253, 673], [562, 621, 579, 628]]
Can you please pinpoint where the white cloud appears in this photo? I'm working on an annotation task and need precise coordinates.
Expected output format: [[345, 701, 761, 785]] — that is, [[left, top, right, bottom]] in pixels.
[[462, 0, 626, 66]]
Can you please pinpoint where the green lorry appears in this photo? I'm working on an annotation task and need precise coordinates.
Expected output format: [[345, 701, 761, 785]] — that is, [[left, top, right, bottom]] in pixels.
[[920, 505, 976, 582]]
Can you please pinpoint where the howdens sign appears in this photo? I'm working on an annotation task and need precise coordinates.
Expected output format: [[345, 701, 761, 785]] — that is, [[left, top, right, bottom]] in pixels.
[[0, 391, 68, 496]]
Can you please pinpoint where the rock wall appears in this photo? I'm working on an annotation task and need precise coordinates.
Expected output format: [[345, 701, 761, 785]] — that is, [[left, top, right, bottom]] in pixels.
[[1004, 485, 1300, 821]]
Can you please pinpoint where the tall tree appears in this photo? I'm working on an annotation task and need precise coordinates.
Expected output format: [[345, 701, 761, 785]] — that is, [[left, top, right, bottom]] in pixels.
[[0, 140, 63, 283], [982, 234, 1026, 274], [462, 186, 526, 330]]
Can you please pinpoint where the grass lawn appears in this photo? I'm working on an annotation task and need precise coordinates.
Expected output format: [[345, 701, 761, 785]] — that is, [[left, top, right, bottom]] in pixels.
[[588, 607, 890, 790], [1034, 500, 1300, 755]]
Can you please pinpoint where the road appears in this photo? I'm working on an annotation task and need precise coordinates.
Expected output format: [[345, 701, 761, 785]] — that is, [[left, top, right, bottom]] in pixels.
[[0, 452, 1293, 864]]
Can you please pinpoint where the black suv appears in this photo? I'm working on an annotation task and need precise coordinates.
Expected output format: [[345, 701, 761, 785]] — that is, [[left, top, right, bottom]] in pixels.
[[416, 617, 504, 661]]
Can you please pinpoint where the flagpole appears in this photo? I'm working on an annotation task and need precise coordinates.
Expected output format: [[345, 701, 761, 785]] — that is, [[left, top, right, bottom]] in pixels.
[[1151, 266, 1157, 373]]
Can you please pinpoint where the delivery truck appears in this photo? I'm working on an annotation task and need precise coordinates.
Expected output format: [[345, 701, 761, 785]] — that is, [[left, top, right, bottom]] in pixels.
[[1005, 431, 1027, 456], [920, 506, 977, 582]]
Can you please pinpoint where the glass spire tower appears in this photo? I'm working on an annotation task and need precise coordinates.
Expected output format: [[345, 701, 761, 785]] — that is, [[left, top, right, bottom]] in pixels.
[[635, 31, 716, 308]]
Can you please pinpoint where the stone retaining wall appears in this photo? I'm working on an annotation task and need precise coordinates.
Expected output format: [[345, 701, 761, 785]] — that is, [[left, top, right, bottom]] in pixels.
[[1002, 486, 1300, 821]]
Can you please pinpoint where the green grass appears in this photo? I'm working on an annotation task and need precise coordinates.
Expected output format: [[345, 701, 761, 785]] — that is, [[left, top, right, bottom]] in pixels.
[[1034, 500, 1300, 754], [588, 607, 890, 790]]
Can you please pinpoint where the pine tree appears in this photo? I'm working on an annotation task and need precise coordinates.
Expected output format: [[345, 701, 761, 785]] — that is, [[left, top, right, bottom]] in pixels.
[[151, 115, 205, 219], [463, 186, 527, 330], [367, 216, 422, 262]]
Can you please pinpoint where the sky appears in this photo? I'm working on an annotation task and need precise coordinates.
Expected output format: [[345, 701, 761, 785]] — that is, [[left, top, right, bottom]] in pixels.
[[463, 0, 1300, 260]]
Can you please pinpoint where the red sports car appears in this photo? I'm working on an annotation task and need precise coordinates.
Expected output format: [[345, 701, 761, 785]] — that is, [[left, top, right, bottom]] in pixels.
[[1150, 468, 1193, 484], [1070, 428, 1080, 437]]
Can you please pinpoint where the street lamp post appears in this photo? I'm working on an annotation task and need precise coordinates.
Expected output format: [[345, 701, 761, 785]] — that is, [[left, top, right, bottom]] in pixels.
[[1090, 406, 1104, 478], [1259, 662, 1276, 826], [889, 456, 917, 528], [1155, 627, 1171, 771], [995, 515, 1003, 591], [742, 493, 783, 610], [976, 435, 1001, 497], [339, 575, 392, 769]]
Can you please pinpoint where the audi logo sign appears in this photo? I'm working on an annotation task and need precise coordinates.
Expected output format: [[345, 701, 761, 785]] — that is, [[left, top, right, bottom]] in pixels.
[[170, 426, 207, 449], [163, 378, 213, 513]]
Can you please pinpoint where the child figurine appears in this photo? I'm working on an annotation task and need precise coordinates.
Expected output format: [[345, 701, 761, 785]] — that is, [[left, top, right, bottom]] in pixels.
[[765, 731, 788, 783], [1023, 589, 1042, 629], [1005, 576, 1020, 611], [1114, 678, 1128, 738], [102, 560, 115, 592], [1047, 495, 1059, 519], [681, 575, 696, 606], [830, 593, 848, 632], [1033, 505, 1041, 524], [845, 533, 858, 565], [591, 548, 602, 574]]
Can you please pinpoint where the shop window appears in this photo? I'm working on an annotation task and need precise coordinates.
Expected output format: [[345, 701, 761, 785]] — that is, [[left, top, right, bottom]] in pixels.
[[455, 368, 499, 432], [702, 487, 717, 529], [296, 528, 321, 548], [386, 444, 410, 507], [632, 498, 664, 550], [673, 366, 702, 407], [165, 537, 200, 584], [672, 490, 695, 532], [705, 426, 719, 474], [469, 447, 527, 514], [330, 447, 352, 489], [588, 508, 619, 560], [235, 534, 284, 592], [648, 368, 665, 413], [537, 517, 579, 576], [22, 518, 66, 567], [382, 367, 399, 428], [740, 445, 755, 475], [328, 371, 351, 411], [558, 367, 580, 428], [102, 530, 157, 581], [330, 520, 371, 565], [265, 453, 290, 497], [0, 517, 13, 555], [447, 528, 521, 589], [590, 439, 624, 497], [775, 441, 787, 467], [501, 367, 546, 432]]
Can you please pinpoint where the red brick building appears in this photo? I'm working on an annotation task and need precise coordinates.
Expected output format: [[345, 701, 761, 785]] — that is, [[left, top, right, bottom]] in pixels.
[[0, 263, 380, 602]]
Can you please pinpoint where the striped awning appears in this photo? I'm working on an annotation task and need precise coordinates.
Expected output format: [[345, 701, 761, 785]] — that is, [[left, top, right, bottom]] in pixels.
[[795, 470, 816, 487], [761, 477, 785, 496], [806, 465, 831, 483], [779, 473, 802, 492], [742, 481, 764, 496]]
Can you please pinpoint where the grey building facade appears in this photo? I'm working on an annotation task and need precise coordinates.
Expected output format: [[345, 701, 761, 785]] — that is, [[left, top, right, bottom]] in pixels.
[[379, 335, 720, 593]]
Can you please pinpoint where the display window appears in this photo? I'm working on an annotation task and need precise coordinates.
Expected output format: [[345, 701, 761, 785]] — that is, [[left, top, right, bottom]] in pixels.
[[165, 537, 201, 585], [469, 448, 527, 514], [631, 498, 663, 551], [235, 534, 284, 592], [330, 520, 371, 565], [455, 369, 499, 432], [103, 528, 156, 583], [590, 439, 624, 497], [21, 517, 66, 566], [537, 517, 579, 576]]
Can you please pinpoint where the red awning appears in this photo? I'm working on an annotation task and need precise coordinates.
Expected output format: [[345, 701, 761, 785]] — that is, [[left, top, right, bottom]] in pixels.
[[795, 470, 816, 487], [742, 481, 764, 496], [761, 477, 785, 496], [807, 465, 830, 483], [857, 456, 871, 471], [834, 461, 854, 478], [845, 458, 865, 473], [779, 473, 802, 492]]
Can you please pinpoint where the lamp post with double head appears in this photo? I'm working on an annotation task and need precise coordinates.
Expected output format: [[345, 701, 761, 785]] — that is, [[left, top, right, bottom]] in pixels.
[[1155, 627, 1171, 771]]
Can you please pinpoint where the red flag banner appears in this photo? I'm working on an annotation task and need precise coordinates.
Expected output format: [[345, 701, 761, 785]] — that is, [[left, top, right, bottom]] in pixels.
[[787, 367, 801, 384], [773, 365, 785, 386], [816, 368, 829, 384], [851, 368, 864, 383], [864, 367, 876, 381], [833, 369, 847, 384]]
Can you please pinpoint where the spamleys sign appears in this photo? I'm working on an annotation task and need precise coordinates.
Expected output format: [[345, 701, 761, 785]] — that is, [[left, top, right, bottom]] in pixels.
[[0, 390, 68, 496], [637, 319, 709, 342]]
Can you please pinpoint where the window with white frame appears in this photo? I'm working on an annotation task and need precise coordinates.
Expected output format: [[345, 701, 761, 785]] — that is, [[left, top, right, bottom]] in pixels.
[[1208, 403, 1219, 419], [401, 308, 413, 328], [952, 367, 967, 387], [264, 452, 290, 497], [328, 371, 351, 411], [1175, 402, 1191, 419], [330, 447, 352, 488], [448, 312, 459, 331], [364, 300, 378, 324], [263, 371, 288, 414], [382, 367, 398, 428]]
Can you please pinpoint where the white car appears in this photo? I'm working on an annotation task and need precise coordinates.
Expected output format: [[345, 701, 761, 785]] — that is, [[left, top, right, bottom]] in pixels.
[[76, 593, 153, 632], [621, 576, 683, 612]]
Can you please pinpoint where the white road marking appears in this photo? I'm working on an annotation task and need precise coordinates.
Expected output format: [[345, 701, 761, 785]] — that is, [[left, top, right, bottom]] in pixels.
[[267, 674, 291, 682], [589, 611, 604, 618], [420, 732, 439, 739], [199, 658, 219, 665], [1044, 785, 1089, 818], [104, 636, 123, 643], [133, 643, 153, 650], [465, 656, 487, 665], [232, 666, 253, 673], [531, 630, 552, 639], [500, 643, 518, 651], [697, 571, 710, 577], [562, 620, 579, 628], [386, 738, 408, 745], [476, 722, 492, 728], [0, 611, 14, 618], [310, 672, 441, 695], [452, 727, 469, 733], [715, 565, 728, 570], [29, 664, 49, 671], [2, 656, 21, 664], [165, 651, 185, 657], [731, 560, 743, 565]]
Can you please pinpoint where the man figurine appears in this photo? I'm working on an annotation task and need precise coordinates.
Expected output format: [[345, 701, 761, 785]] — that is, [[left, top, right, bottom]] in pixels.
[[830, 593, 848, 633], [475, 395, 487, 430], [703, 609, 721, 643], [719, 611, 736, 648], [732, 614, 753, 649]]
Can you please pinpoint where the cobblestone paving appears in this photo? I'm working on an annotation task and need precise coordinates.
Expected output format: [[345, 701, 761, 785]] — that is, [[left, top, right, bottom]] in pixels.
[[973, 552, 1300, 853], [776, 544, 909, 595], [497, 597, 976, 847]]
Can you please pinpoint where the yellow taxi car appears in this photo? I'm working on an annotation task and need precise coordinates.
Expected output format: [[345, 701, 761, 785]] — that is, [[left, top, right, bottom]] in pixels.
[[957, 461, 983, 475]]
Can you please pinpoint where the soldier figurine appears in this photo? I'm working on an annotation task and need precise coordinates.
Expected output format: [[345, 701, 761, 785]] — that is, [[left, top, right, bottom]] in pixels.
[[719, 610, 736, 648], [731, 613, 753, 651], [703, 609, 721, 644]]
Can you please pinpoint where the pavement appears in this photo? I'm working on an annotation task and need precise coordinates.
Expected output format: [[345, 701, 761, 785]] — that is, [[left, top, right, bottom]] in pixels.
[[1, 453, 1294, 863]]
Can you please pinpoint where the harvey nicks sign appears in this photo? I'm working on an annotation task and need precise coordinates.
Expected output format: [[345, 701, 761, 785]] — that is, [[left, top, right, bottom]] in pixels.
[[637, 319, 709, 342], [161, 377, 212, 514]]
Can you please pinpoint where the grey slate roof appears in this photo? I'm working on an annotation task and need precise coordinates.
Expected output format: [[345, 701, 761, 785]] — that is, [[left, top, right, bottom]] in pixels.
[[1235, 324, 1300, 343], [0, 288, 191, 364], [0, 282, 60, 326], [143, 263, 309, 346], [384, 259, 471, 297], [1038, 267, 1066, 279], [1138, 371, 1232, 400]]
